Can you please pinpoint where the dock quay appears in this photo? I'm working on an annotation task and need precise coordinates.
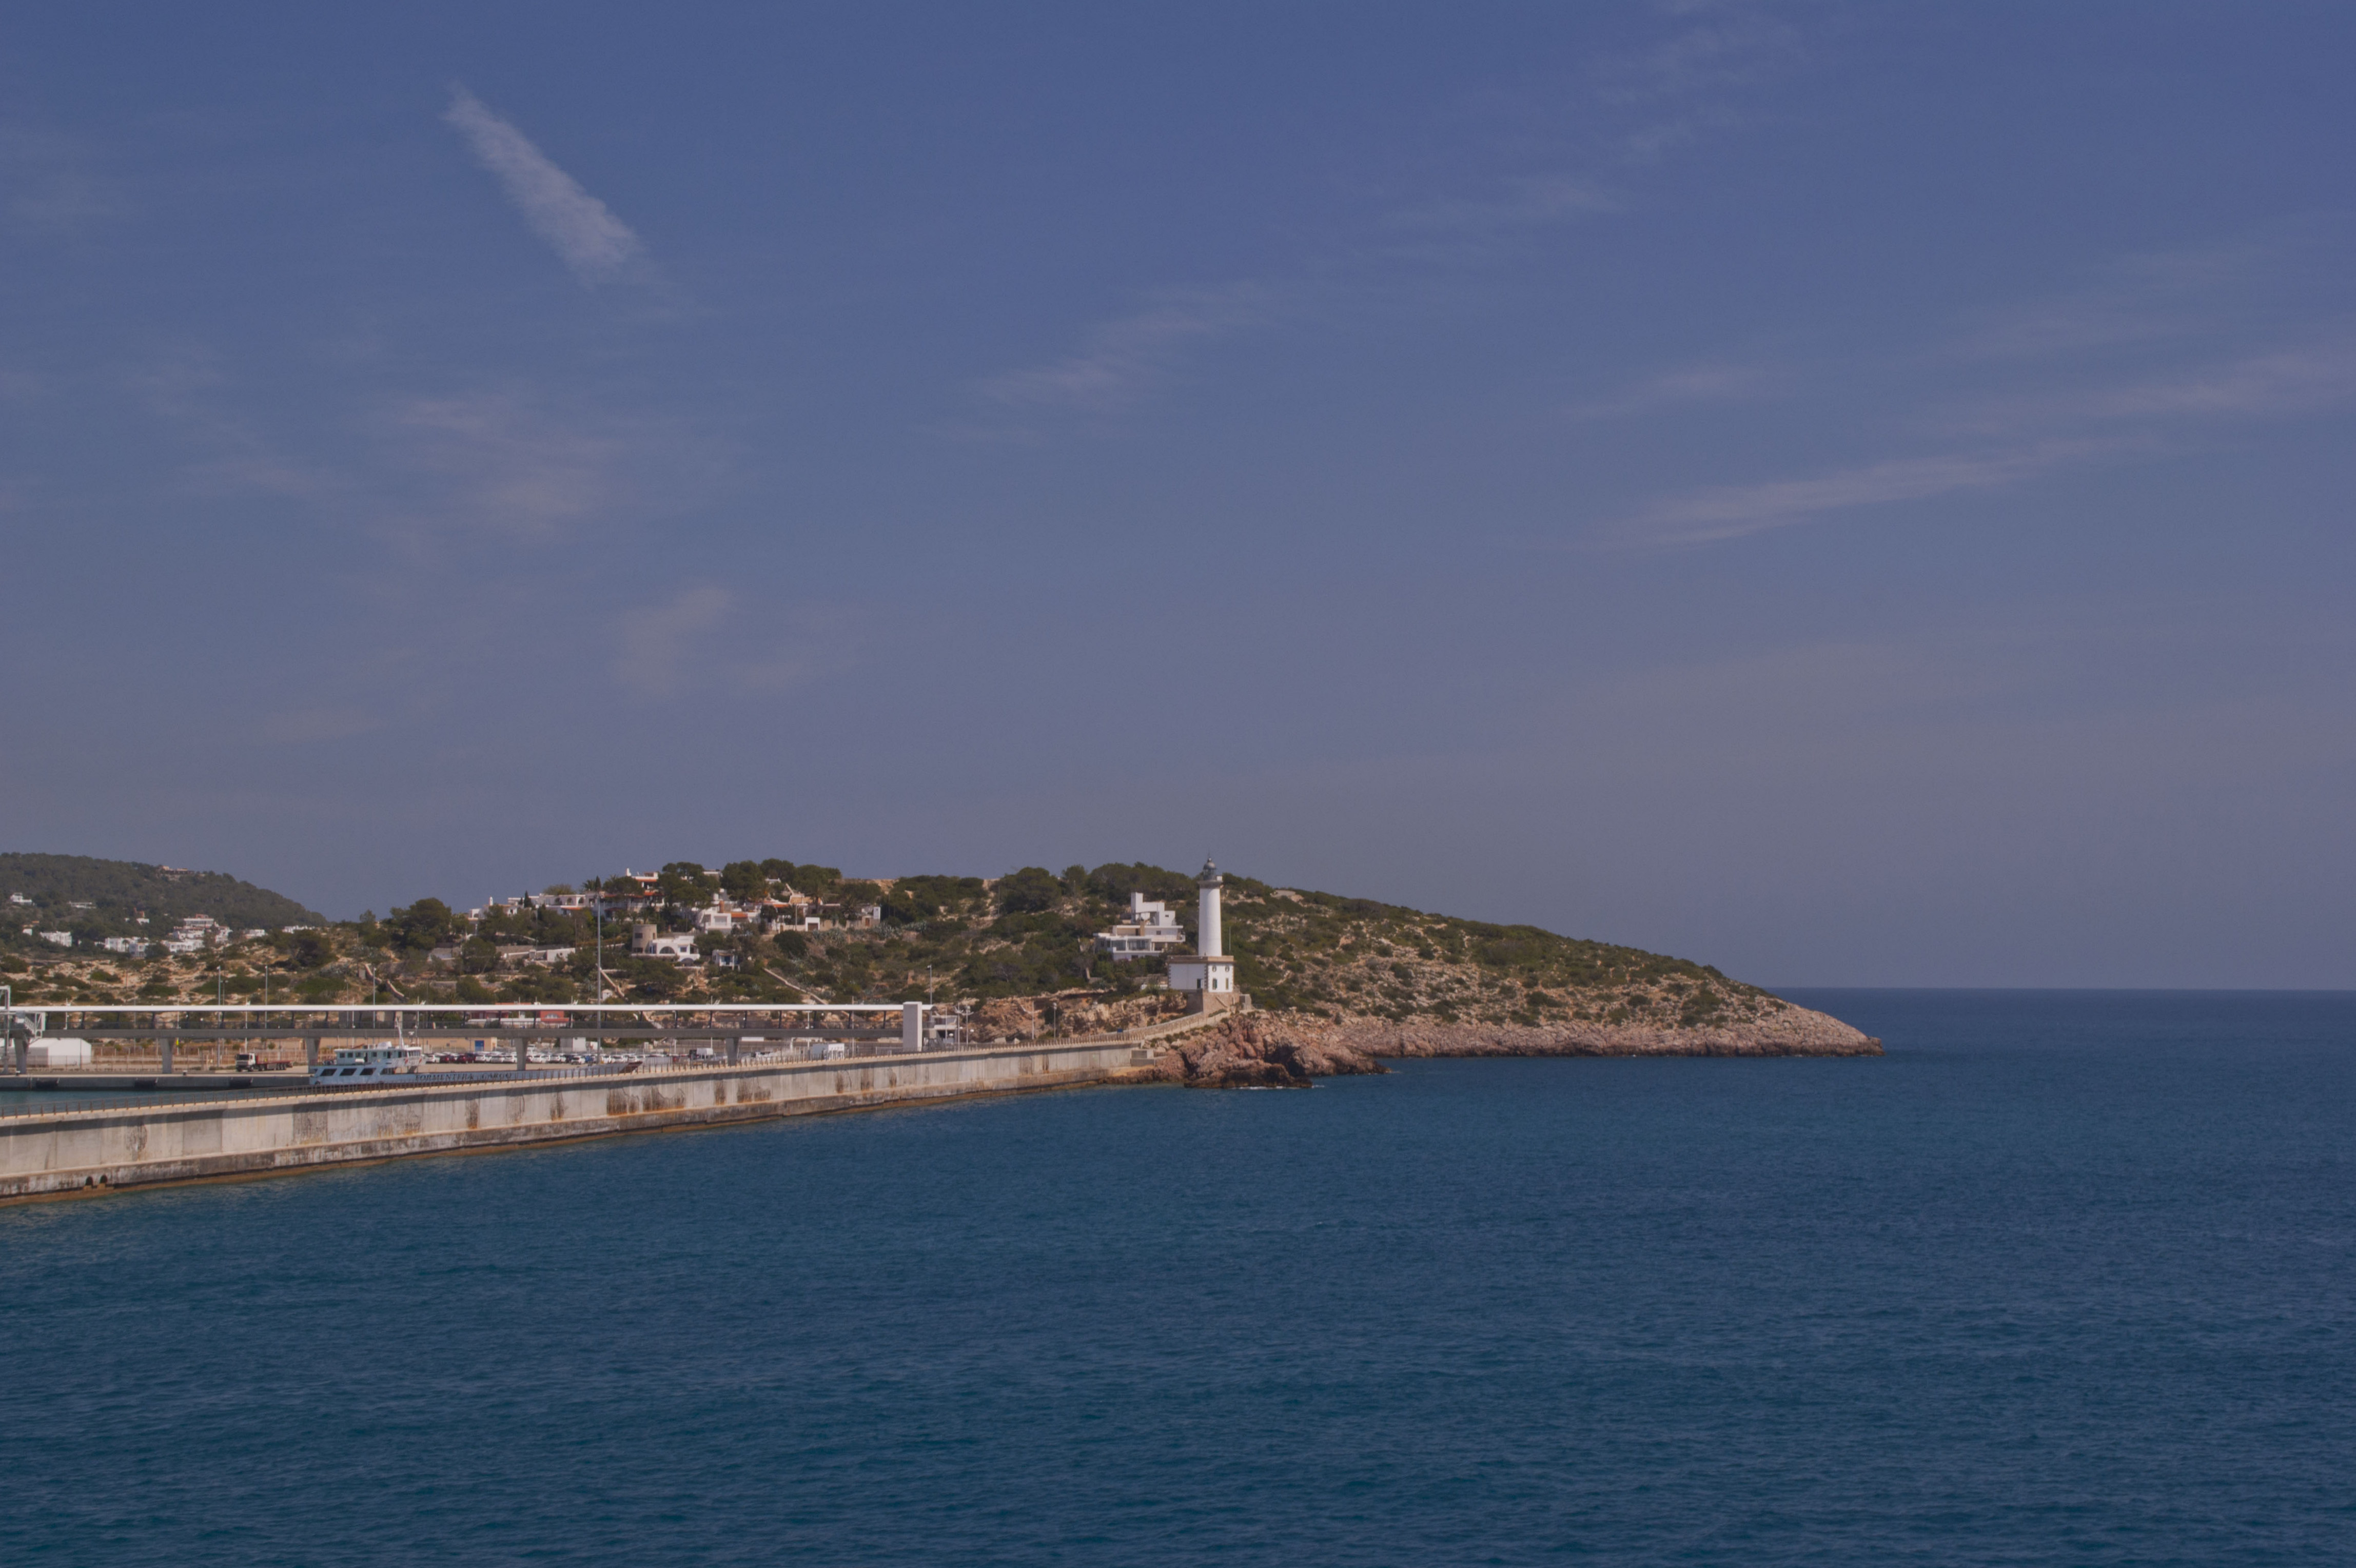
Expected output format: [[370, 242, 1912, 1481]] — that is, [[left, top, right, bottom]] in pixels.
[[7, 1071, 310, 1092], [0, 1005, 1241, 1202]]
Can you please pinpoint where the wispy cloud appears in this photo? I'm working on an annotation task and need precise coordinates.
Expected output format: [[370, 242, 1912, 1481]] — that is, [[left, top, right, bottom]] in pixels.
[[1955, 290, 2203, 364], [613, 585, 814, 699], [259, 705, 384, 744], [0, 364, 47, 405], [1615, 328, 2356, 547], [1566, 362, 1774, 421], [1939, 331, 2356, 436], [1949, 239, 2276, 362], [981, 284, 1271, 413], [1616, 223, 2356, 548], [616, 585, 735, 698], [1622, 439, 2133, 545], [1385, 174, 1615, 237], [443, 86, 643, 284], [1378, 13, 1794, 243], [0, 126, 123, 230], [378, 390, 624, 542], [135, 352, 704, 553], [134, 350, 336, 501], [1599, 5, 1803, 103], [968, 6, 1800, 431], [1593, 5, 1803, 164], [2078, 337, 2356, 420]]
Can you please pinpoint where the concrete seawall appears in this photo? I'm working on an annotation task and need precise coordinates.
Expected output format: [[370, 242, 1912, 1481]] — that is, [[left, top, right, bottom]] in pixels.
[[0, 1036, 1164, 1201]]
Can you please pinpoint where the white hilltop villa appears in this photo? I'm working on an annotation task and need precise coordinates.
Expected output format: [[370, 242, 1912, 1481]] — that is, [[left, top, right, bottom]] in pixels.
[[1095, 892, 1189, 960]]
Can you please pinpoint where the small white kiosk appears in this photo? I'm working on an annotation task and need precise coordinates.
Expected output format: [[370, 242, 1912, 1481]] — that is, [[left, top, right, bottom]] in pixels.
[[1167, 858, 1239, 1010]]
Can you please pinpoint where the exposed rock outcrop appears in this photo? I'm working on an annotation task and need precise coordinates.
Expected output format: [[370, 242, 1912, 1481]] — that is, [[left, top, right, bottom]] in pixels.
[[1129, 999, 1878, 1088], [972, 991, 1192, 1044], [1124, 1011, 1390, 1088], [1325, 1001, 1882, 1059]]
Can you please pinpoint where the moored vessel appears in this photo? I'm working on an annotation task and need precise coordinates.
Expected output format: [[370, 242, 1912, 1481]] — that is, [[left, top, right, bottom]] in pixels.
[[308, 1043, 429, 1086], [305, 1042, 642, 1090]]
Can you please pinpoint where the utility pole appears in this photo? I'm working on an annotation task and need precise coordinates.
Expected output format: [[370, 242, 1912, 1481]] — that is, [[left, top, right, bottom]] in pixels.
[[593, 885, 607, 1057]]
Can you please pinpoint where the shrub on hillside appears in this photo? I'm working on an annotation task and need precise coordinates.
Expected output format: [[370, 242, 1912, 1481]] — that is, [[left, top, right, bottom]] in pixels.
[[1084, 863, 1195, 909], [384, 899, 456, 954], [994, 867, 1062, 915]]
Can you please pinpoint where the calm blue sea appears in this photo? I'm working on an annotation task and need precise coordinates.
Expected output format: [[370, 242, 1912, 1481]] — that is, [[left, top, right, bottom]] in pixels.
[[2, 990, 2350, 1566]]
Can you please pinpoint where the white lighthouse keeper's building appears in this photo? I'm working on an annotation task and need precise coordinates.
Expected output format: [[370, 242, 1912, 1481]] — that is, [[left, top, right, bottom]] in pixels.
[[1166, 858, 1239, 1008]]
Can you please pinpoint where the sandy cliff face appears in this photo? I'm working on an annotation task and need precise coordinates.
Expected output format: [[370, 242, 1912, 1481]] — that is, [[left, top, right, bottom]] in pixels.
[[1134, 999, 1879, 1087], [970, 992, 1192, 1043]]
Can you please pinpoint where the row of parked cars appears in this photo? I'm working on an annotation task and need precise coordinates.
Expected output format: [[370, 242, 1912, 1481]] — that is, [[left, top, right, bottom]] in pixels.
[[424, 1049, 625, 1066]]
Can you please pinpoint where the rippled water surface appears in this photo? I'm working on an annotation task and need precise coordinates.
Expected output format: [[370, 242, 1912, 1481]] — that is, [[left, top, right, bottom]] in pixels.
[[2, 990, 2350, 1565]]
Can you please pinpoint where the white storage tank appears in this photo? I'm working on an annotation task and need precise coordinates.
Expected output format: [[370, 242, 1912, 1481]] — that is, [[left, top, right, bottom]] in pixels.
[[26, 1038, 93, 1068]]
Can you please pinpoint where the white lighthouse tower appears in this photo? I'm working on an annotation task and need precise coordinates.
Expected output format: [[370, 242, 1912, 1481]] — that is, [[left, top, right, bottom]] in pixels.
[[1167, 858, 1238, 1010]]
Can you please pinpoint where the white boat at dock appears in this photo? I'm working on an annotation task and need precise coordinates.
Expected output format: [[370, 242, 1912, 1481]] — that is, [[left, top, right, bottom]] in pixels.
[[307, 1042, 640, 1090], [308, 1043, 429, 1086]]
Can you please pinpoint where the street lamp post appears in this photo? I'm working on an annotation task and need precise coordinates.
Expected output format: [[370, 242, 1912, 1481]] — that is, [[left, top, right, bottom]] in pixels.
[[592, 886, 609, 1057]]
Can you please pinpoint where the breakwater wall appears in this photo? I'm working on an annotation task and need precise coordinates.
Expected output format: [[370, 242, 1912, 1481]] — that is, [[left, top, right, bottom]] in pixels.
[[0, 1035, 1173, 1201]]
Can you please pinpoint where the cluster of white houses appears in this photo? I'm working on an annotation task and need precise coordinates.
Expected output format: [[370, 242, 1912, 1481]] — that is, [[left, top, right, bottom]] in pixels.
[[13, 909, 290, 957], [461, 858, 1243, 1004], [444, 869, 891, 971], [13, 859, 1243, 1005], [476, 872, 882, 936]]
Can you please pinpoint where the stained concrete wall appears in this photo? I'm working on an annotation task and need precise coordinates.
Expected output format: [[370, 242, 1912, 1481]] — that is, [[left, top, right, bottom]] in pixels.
[[0, 1037, 1156, 1200]]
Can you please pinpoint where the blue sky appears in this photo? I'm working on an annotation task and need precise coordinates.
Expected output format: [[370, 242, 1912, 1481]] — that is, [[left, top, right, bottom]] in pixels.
[[5, 3, 2352, 987]]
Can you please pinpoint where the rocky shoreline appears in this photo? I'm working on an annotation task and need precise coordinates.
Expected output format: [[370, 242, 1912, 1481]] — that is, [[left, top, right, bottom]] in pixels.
[[1127, 1003, 1881, 1088]]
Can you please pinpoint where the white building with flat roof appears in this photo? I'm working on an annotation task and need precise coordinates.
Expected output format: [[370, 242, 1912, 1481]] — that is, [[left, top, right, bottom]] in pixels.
[[163, 915, 229, 953], [1095, 892, 1189, 960], [630, 924, 701, 964]]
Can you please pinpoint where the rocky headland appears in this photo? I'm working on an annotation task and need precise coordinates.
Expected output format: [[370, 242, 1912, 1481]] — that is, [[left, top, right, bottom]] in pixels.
[[1130, 999, 1880, 1088], [3, 855, 1882, 1089]]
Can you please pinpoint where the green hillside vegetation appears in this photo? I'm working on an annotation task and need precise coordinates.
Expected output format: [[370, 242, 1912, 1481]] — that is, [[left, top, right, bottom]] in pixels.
[[1, 857, 1780, 1032], [717, 860, 1778, 1029], [0, 854, 324, 945], [1215, 879, 1766, 1029]]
